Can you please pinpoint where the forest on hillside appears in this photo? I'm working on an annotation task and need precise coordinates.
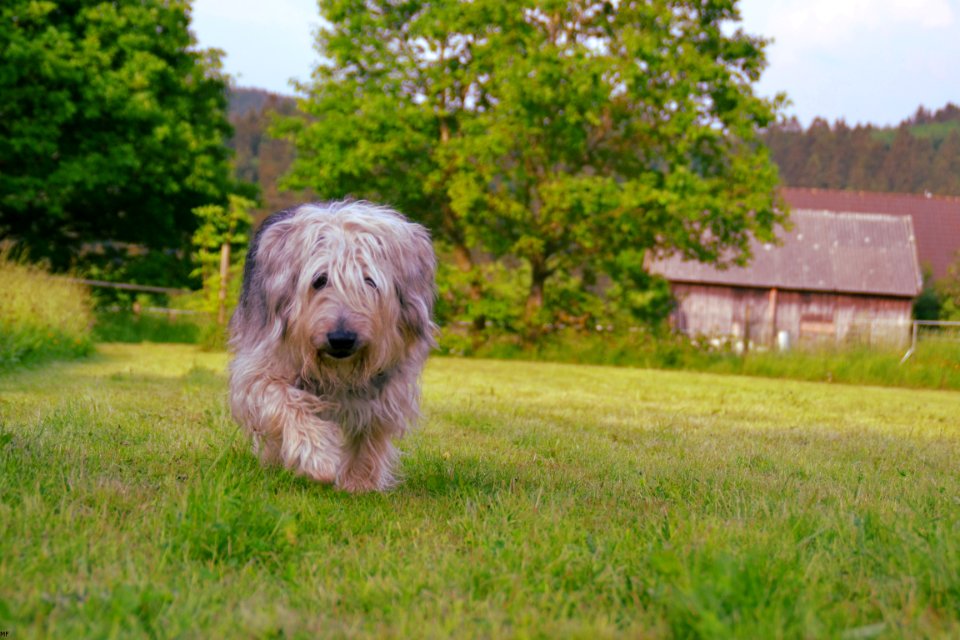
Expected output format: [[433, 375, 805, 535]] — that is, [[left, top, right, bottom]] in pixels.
[[226, 88, 303, 222], [763, 104, 960, 196], [229, 90, 960, 210]]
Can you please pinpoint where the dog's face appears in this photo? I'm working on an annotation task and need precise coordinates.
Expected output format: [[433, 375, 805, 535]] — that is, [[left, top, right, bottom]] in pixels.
[[254, 204, 435, 383]]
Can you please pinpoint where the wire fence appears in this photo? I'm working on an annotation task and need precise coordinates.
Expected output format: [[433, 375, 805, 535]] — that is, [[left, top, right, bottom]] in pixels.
[[63, 277, 206, 319], [900, 320, 960, 363], [63, 278, 191, 296]]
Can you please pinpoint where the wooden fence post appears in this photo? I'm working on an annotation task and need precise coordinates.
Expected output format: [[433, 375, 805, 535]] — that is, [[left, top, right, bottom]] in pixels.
[[743, 305, 751, 355], [768, 287, 778, 347], [218, 241, 230, 327]]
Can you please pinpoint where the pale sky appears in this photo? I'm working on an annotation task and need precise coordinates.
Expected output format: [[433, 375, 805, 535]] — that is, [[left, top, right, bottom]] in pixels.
[[190, 0, 960, 127]]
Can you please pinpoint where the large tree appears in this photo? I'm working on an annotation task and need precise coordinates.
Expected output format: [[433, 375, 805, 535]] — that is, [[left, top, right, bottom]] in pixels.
[[278, 0, 785, 332], [0, 0, 235, 268]]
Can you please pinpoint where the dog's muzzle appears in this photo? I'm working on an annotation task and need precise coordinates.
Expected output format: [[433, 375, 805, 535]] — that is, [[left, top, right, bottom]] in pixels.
[[324, 330, 359, 359]]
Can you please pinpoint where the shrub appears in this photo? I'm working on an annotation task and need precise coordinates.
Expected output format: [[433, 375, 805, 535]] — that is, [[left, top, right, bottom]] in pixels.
[[0, 254, 95, 369], [92, 310, 203, 344], [189, 195, 253, 349]]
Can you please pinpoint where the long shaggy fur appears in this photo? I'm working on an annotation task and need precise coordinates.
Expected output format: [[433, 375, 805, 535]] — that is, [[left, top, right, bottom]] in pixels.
[[229, 201, 436, 492]]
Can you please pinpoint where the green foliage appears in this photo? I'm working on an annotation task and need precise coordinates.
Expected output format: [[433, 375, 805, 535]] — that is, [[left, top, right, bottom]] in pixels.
[[1, 343, 959, 636], [436, 252, 529, 334], [914, 272, 943, 321], [0, 254, 94, 369], [0, 0, 237, 268], [938, 253, 960, 320], [191, 195, 253, 282], [80, 250, 198, 310], [188, 195, 253, 347], [435, 250, 673, 343], [909, 253, 960, 322], [277, 0, 784, 336], [92, 311, 202, 344]]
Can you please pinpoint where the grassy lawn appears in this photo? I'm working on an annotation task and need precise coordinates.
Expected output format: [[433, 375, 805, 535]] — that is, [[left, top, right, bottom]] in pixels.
[[1, 344, 958, 638]]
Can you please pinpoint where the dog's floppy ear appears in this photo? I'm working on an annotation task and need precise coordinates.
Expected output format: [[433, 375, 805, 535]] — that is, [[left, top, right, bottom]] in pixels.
[[251, 217, 302, 339], [392, 221, 437, 343]]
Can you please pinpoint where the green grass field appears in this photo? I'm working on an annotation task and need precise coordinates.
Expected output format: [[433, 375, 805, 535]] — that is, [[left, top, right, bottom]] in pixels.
[[1, 343, 958, 638]]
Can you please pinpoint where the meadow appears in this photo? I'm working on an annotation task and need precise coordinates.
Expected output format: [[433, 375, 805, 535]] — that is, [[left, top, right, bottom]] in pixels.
[[1, 343, 958, 638]]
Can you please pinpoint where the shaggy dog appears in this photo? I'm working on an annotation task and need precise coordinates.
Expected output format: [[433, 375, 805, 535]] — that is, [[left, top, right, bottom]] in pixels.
[[229, 201, 436, 492]]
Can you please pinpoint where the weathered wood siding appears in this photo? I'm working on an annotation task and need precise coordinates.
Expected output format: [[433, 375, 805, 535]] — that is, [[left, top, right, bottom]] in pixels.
[[671, 283, 913, 347]]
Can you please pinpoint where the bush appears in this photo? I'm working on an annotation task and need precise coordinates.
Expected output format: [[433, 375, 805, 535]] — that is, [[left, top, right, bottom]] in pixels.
[[189, 195, 253, 349], [92, 311, 203, 344], [0, 255, 95, 369]]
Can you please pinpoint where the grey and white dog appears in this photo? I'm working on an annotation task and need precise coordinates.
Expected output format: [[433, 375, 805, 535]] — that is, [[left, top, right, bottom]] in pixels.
[[229, 201, 436, 492]]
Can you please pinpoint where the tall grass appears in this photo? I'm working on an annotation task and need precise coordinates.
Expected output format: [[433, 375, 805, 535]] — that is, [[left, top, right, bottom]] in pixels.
[[445, 328, 960, 390], [0, 255, 94, 369], [90, 286, 231, 349]]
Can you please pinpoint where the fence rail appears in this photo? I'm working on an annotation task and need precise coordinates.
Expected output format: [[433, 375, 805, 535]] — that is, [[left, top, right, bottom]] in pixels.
[[62, 278, 207, 320], [100, 304, 206, 317], [64, 278, 193, 296]]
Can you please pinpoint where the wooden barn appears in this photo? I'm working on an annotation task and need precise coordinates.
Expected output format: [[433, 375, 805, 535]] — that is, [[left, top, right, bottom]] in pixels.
[[649, 210, 923, 348]]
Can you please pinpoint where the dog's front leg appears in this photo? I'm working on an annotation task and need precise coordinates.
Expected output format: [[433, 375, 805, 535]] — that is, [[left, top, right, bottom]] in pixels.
[[278, 401, 342, 484], [337, 427, 399, 493], [231, 369, 342, 483]]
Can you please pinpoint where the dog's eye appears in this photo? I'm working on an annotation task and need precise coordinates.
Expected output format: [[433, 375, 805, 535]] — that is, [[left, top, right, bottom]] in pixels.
[[312, 273, 328, 290], [364, 277, 377, 290]]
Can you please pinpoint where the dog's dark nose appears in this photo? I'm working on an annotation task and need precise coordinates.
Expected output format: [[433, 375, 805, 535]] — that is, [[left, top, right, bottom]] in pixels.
[[326, 330, 358, 357]]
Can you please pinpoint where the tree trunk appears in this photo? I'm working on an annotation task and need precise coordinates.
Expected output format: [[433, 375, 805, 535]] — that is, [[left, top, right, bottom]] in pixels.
[[451, 241, 472, 272], [523, 261, 549, 342], [447, 225, 486, 332]]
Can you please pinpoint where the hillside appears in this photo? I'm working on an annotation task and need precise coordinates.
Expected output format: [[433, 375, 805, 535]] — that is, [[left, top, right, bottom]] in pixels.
[[872, 104, 960, 144], [227, 86, 295, 118], [763, 103, 960, 196], [225, 88, 960, 206], [226, 87, 301, 220]]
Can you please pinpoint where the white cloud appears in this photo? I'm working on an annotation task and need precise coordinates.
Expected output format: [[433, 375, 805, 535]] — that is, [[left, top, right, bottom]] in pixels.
[[769, 0, 955, 48], [738, 0, 960, 125], [191, 0, 320, 93], [192, 0, 317, 31]]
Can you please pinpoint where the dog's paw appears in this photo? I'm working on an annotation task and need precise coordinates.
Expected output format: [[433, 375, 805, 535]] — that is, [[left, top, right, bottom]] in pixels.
[[280, 418, 342, 484], [336, 461, 398, 493], [298, 454, 338, 485], [335, 436, 399, 493], [336, 472, 387, 493], [252, 434, 283, 467]]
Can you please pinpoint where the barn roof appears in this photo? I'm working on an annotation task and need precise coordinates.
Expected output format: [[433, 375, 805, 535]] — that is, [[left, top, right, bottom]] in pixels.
[[649, 209, 922, 298], [782, 187, 960, 280]]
